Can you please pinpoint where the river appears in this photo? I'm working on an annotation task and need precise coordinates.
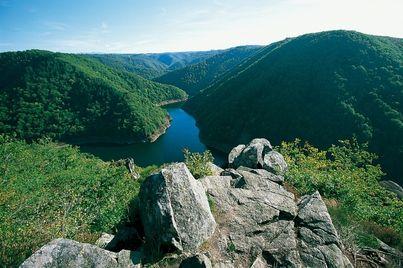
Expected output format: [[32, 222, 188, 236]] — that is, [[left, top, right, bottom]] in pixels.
[[79, 103, 226, 167]]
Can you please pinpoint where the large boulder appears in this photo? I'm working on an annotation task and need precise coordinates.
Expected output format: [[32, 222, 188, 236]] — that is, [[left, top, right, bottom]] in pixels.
[[229, 138, 272, 168], [296, 192, 353, 268], [20, 238, 138, 268], [139, 163, 216, 253], [263, 151, 288, 175]]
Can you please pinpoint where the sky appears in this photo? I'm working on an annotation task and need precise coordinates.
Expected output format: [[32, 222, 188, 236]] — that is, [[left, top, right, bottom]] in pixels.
[[0, 0, 402, 53]]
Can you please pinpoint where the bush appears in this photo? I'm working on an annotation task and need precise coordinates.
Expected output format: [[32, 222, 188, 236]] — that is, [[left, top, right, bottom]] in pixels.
[[0, 137, 141, 267], [279, 139, 403, 250], [183, 149, 214, 179]]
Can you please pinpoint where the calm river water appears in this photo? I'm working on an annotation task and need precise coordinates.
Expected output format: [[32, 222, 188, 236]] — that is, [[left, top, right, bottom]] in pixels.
[[79, 103, 225, 167]]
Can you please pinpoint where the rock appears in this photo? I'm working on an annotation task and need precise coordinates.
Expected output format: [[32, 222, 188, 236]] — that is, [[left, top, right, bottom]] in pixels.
[[250, 255, 267, 268], [262, 151, 288, 175], [228, 144, 245, 166], [20, 238, 119, 268], [220, 168, 242, 180], [125, 158, 140, 180], [208, 162, 224, 176], [236, 166, 284, 184], [231, 139, 272, 169], [296, 192, 353, 268], [117, 250, 142, 268], [139, 163, 216, 254], [180, 254, 212, 268], [199, 174, 300, 267], [380, 180, 403, 199], [198, 143, 351, 268], [96, 233, 115, 249], [96, 227, 141, 252]]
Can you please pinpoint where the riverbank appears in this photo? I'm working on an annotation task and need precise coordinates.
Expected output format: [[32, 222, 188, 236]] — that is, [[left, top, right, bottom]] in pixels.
[[78, 105, 210, 166], [157, 97, 188, 107], [148, 115, 171, 142]]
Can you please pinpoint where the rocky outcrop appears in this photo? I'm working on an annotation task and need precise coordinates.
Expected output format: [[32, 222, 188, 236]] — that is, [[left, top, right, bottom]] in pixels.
[[20, 239, 140, 268], [229, 138, 273, 168], [21, 139, 353, 268], [196, 140, 352, 267], [228, 138, 288, 176], [139, 162, 216, 253]]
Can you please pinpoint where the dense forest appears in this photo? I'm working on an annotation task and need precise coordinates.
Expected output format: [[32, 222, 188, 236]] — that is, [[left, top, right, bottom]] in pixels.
[[155, 46, 262, 96], [0, 50, 186, 143], [86, 50, 223, 79], [186, 30, 403, 183]]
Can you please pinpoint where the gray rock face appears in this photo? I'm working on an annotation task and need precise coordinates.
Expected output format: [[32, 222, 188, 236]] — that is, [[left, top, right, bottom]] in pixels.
[[208, 162, 224, 176], [20, 239, 122, 268], [380, 180, 403, 199], [263, 151, 288, 175], [139, 163, 216, 253], [228, 144, 245, 166], [230, 138, 273, 169], [96, 233, 115, 249], [296, 192, 352, 268], [195, 140, 352, 268]]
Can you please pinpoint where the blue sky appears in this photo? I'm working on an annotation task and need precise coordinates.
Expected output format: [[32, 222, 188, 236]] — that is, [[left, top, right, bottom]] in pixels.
[[0, 0, 402, 53]]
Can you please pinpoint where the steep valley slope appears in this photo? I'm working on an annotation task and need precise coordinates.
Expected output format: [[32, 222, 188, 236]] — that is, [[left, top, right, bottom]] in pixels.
[[186, 30, 403, 184], [0, 50, 187, 144]]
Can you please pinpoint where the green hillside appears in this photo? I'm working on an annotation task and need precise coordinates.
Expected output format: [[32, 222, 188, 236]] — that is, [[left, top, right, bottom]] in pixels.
[[186, 30, 403, 183], [0, 50, 187, 143], [86, 50, 222, 79], [155, 46, 262, 96], [0, 137, 147, 267]]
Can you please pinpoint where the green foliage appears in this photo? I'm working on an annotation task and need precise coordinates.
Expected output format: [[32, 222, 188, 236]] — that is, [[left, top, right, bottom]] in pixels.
[[0, 50, 186, 143], [156, 46, 261, 95], [0, 137, 142, 267], [183, 149, 214, 179], [278, 139, 403, 249], [186, 30, 403, 183], [227, 241, 236, 253], [355, 232, 380, 249], [207, 195, 217, 215]]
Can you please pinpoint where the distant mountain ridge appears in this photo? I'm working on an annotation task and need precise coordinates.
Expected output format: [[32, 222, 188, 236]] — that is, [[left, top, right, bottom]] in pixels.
[[155, 45, 262, 96], [186, 30, 403, 183], [85, 50, 223, 79], [0, 50, 187, 143]]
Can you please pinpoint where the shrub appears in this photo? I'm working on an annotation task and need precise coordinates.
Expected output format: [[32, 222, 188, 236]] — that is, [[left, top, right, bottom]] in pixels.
[[183, 149, 214, 179], [207, 195, 217, 215], [279, 139, 403, 250], [0, 137, 141, 267]]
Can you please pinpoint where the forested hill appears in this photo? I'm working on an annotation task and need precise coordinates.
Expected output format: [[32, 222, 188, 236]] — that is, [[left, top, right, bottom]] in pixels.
[[186, 30, 403, 183], [0, 50, 187, 143], [85, 50, 223, 79], [155, 46, 262, 96]]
